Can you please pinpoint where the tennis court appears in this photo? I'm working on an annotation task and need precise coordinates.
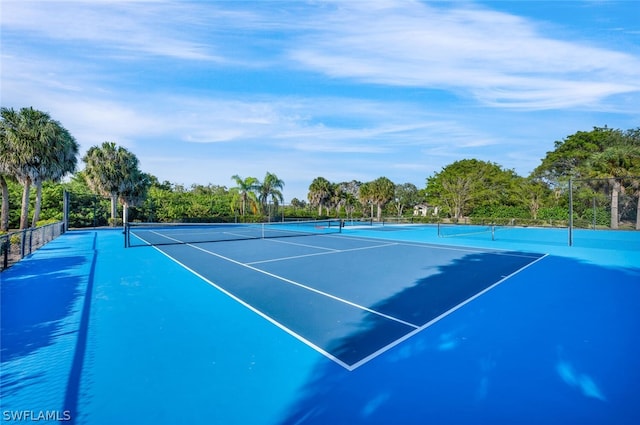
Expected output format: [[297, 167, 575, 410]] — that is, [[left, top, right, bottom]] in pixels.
[[1, 222, 639, 424], [127, 222, 546, 369]]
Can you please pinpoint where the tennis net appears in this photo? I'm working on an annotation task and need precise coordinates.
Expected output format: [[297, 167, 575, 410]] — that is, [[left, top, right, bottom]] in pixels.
[[125, 219, 342, 247], [437, 223, 495, 240]]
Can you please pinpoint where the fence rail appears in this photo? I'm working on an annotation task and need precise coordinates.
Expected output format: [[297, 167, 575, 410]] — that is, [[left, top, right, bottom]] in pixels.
[[1, 222, 65, 271]]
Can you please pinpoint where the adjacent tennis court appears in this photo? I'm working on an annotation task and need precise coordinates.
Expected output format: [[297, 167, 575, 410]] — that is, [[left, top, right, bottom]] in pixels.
[[1, 223, 639, 424]]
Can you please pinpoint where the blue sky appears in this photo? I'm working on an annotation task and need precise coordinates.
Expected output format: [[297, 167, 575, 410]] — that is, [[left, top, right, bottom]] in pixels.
[[2, 1, 639, 201]]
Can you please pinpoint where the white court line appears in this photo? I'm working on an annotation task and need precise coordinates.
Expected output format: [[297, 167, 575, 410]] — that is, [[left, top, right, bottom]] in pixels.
[[246, 251, 342, 265], [146, 244, 355, 370], [325, 233, 492, 253], [265, 238, 341, 251], [346, 253, 550, 370], [186, 243, 419, 330], [150, 229, 183, 242], [326, 233, 542, 258], [247, 241, 399, 265], [394, 240, 543, 259]]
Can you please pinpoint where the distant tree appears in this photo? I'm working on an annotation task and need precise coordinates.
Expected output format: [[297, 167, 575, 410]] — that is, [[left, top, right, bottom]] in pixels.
[[369, 177, 395, 221], [119, 171, 151, 225], [63, 172, 111, 228], [426, 159, 520, 220], [83, 142, 145, 225], [336, 180, 361, 218], [393, 183, 421, 217], [631, 179, 640, 230], [327, 183, 342, 216], [519, 178, 550, 220], [534, 127, 640, 228], [308, 177, 332, 216], [187, 184, 232, 219], [339, 180, 362, 195], [587, 145, 640, 229], [231, 175, 259, 217], [258, 172, 285, 217], [532, 126, 622, 185], [290, 198, 306, 209], [342, 192, 358, 219], [358, 181, 374, 218]]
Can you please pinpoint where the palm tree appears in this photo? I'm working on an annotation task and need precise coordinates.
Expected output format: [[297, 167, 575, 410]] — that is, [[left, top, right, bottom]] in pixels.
[[342, 192, 358, 221], [230, 175, 259, 217], [119, 171, 151, 225], [358, 181, 374, 218], [620, 147, 640, 230], [0, 107, 76, 229], [1, 108, 23, 229], [31, 122, 79, 226], [328, 183, 343, 217], [1, 107, 39, 229], [0, 112, 14, 231], [369, 177, 395, 221], [629, 178, 640, 230], [308, 177, 332, 216], [258, 172, 284, 219], [588, 146, 640, 229], [83, 142, 144, 226], [337, 180, 361, 221]]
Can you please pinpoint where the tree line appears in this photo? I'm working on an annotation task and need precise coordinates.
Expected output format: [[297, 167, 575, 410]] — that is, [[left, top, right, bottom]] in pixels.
[[2, 106, 639, 231], [306, 177, 421, 221], [300, 127, 640, 229]]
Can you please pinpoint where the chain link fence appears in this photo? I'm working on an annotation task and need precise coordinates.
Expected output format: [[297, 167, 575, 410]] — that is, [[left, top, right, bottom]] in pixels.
[[1, 222, 66, 271]]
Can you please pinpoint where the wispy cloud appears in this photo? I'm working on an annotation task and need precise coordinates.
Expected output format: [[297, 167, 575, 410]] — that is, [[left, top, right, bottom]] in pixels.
[[5, 0, 638, 109], [1, 1, 227, 61], [287, 1, 640, 109]]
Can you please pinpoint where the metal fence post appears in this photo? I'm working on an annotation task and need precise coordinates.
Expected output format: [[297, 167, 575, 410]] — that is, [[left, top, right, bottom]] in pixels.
[[568, 178, 573, 247]]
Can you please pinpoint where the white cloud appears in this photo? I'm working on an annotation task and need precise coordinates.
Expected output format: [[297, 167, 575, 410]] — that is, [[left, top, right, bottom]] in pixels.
[[1, 1, 227, 61], [6, 0, 638, 110], [287, 1, 640, 109]]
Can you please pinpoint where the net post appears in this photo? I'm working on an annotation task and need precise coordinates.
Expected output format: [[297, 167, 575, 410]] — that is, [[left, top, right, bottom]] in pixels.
[[491, 225, 495, 241], [124, 222, 129, 248], [437, 222, 441, 237]]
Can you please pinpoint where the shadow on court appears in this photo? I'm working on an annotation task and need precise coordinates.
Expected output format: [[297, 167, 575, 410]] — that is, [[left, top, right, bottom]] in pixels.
[[278, 256, 640, 425], [328, 251, 542, 365], [0, 232, 96, 420], [0, 256, 87, 363]]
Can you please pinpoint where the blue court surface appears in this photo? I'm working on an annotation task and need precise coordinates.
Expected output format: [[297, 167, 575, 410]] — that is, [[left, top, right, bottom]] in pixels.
[[1, 224, 639, 425]]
